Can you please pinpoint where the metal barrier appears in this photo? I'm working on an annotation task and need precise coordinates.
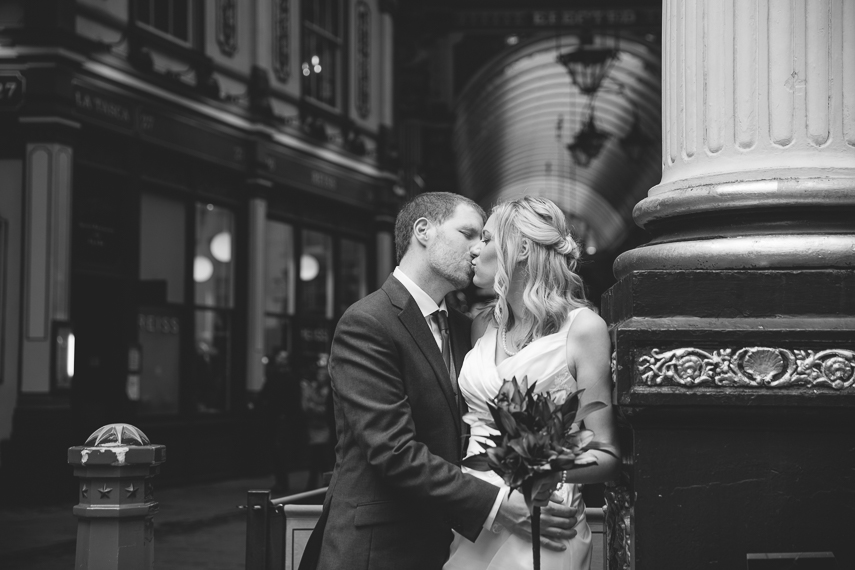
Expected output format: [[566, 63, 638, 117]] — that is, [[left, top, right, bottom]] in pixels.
[[243, 487, 328, 570], [243, 487, 606, 570]]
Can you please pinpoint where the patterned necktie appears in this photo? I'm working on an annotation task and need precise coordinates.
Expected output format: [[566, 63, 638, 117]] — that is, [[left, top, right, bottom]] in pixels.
[[433, 310, 458, 399]]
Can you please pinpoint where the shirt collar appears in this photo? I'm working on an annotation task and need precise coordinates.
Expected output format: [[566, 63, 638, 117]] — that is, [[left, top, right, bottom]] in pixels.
[[393, 267, 447, 318]]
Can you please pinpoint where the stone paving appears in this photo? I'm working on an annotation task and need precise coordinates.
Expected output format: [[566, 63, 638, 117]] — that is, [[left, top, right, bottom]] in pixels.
[[0, 474, 302, 570]]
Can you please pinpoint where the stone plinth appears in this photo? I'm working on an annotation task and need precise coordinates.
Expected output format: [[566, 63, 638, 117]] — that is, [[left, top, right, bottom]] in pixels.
[[68, 424, 166, 570]]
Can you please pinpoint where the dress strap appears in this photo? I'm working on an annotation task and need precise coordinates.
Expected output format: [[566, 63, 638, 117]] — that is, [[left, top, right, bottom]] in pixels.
[[566, 307, 585, 328]]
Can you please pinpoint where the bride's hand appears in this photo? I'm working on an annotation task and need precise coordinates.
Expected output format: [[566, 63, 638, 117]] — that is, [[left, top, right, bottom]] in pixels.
[[496, 491, 578, 551]]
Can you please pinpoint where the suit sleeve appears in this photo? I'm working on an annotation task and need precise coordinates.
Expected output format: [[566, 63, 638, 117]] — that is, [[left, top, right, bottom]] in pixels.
[[329, 307, 499, 542]]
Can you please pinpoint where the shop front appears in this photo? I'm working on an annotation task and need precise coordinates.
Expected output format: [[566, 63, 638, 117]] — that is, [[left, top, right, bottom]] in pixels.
[[0, 64, 398, 502]]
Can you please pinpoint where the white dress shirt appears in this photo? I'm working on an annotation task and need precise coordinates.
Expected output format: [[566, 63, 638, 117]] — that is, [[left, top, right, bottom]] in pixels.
[[392, 267, 507, 532]]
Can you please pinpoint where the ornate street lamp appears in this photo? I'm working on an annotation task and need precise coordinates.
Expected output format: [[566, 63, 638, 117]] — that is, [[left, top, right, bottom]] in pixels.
[[620, 109, 653, 161], [567, 111, 610, 167], [556, 43, 619, 96]]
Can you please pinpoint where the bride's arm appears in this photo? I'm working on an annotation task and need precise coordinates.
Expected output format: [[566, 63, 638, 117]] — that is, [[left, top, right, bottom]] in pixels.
[[562, 308, 621, 484]]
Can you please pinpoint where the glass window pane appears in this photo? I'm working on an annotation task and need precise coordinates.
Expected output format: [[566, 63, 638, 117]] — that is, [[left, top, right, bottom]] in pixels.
[[195, 203, 235, 308], [265, 220, 295, 315], [137, 307, 181, 415], [264, 316, 292, 361], [153, 0, 170, 32], [194, 310, 231, 413], [299, 318, 332, 356], [140, 193, 185, 304], [339, 239, 366, 314], [172, 0, 189, 41], [300, 230, 333, 319], [137, 0, 152, 25]]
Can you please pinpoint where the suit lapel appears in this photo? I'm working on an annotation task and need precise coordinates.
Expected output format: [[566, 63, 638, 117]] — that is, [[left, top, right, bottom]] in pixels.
[[447, 307, 472, 458], [384, 277, 461, 435]]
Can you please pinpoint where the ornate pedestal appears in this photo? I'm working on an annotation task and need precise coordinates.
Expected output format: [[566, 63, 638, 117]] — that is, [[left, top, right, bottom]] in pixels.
[[68, 424, 166, 570], [603, 271, 855, 568]]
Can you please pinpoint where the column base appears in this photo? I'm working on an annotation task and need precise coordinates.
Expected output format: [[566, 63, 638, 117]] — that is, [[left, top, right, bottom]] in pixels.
[[602, 270, 855, 569]]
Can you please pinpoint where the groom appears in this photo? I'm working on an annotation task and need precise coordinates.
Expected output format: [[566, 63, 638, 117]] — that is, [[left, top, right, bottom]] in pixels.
[[299, 193, 577, 570]]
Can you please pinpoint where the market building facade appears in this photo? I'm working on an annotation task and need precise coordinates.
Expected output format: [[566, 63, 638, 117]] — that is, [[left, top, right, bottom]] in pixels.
[[0, 0, 400, 500]]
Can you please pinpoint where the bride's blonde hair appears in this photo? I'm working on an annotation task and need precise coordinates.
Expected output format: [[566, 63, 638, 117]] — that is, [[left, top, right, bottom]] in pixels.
[[489, 196, 588, 346]]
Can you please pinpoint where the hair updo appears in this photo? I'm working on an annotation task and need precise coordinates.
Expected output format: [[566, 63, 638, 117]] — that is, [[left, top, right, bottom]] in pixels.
[[488, 196, 588, 346]]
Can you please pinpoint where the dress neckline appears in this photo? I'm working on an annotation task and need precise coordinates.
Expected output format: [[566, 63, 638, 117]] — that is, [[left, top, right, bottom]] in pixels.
[[491, 307, 585, 369]]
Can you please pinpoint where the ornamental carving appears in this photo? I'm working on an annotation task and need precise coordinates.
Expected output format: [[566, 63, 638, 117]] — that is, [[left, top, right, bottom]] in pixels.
[[216, 0, 237, 57], [637, 347, 855, 390], [272, 0, 291, 82], [355, 1, 371, 118], [605, 483, 632, 570]]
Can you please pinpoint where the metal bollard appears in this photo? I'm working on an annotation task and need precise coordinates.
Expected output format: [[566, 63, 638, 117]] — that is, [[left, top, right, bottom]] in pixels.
[[68, 423, 166, 570]]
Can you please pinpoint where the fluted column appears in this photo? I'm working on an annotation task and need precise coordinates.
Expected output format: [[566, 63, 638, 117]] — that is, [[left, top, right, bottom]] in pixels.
[[616, 0, 855, 277], [20, 142, 74, 394], [245, 192, 268, 394]]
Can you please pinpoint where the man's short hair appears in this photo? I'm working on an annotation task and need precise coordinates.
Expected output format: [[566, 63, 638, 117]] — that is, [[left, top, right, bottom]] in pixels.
[[394, 192, 486, 263]]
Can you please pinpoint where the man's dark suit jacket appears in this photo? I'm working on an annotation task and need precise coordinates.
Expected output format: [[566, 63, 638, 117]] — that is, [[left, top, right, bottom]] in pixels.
[[298, 275, 500, 570]]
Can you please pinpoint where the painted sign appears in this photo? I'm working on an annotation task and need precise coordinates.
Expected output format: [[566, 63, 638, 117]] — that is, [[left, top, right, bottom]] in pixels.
[[0, 72, 25, 110]]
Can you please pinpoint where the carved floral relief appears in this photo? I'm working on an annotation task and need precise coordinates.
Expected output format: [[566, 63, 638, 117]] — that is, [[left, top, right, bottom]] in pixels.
[[637, 347, 855, 390]]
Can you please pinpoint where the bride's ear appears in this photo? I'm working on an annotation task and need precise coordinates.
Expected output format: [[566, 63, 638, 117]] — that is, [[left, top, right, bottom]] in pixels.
[[518, 238, 530, 260]]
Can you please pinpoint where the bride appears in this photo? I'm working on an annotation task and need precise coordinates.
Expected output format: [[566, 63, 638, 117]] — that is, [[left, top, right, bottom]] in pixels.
[[444, 196, 620, 570]]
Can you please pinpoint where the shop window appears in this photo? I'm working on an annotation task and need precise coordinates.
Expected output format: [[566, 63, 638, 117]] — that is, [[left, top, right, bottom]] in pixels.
[[136, 0, 193, 43], [301, 0, 342, 108], [264, 220, 296, 361], [300, 229, 333, 319], [137, 193, 185, 415], [140, 193, 185, 304], [300, 229, 333, 356], [339, 238, 366, 314], [193, 203, 235, 413]]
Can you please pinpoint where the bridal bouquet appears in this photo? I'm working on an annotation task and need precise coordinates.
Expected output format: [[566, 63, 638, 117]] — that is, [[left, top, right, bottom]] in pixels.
[[461, 376, 612, 569]]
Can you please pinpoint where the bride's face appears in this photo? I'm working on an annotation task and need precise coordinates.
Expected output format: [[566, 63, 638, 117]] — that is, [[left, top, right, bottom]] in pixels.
[[472, 215, 498, 289]]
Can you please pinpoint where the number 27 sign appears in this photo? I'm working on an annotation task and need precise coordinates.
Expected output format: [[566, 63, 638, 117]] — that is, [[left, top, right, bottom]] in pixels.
[[0, 72, 25, 110]]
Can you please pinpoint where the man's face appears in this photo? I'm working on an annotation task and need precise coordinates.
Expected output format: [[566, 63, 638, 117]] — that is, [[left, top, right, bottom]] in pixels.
[[471, 214, 498, 290], [426, 204, 484, 290]]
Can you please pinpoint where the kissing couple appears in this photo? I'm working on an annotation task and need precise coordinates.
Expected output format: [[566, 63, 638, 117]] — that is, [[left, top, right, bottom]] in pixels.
[[299, 193, 620, 570]]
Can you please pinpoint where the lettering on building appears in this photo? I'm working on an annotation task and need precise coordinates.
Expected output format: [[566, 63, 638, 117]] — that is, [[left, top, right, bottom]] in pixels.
[[74, 88, 133, 127], [138, 314, 180, 335], [311, 170, 337, 190]]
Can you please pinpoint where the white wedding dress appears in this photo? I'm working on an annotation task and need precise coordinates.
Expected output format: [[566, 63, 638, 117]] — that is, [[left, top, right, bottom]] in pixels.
[[444, 308, 592, 570]]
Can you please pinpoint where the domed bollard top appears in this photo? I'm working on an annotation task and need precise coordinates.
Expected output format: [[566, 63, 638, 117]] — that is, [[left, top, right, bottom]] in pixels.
[[68, 423, 166, 570]]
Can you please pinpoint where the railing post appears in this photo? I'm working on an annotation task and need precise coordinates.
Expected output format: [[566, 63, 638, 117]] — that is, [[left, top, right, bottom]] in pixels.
[[245, 489, 272, 570], [67, 423, 166, 570]]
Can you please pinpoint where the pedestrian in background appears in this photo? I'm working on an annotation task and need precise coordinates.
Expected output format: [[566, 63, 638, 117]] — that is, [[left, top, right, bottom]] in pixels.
[[259, 349, 307, 496], [300, 353, 334, 490]]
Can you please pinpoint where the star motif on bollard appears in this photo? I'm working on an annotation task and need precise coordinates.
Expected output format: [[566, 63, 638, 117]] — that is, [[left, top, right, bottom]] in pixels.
[[126, 484, 139, 498], [81, 484, 88, 499], [98, 484, 113, 499]]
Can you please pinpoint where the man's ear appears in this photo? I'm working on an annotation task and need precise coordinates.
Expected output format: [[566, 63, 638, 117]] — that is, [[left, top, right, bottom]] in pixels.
[[412, 217, 433, 247]]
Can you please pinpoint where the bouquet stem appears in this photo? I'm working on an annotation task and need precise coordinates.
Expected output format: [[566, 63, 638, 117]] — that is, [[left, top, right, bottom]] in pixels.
[[531, 505, 541, 570]]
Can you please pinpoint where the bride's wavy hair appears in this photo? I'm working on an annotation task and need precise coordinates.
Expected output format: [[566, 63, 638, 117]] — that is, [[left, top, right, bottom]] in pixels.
[[490, 196, 588, 346]]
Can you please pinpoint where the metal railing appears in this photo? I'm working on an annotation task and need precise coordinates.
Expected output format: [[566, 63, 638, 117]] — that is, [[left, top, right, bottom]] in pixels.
[[243, 486, 328, 570]]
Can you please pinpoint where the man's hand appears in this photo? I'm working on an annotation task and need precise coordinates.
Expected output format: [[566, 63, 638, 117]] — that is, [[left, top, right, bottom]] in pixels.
[[494, 490, 577, 551]]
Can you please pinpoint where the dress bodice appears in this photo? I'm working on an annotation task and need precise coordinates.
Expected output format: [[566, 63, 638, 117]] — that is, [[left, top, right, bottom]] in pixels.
[[445, 308, 593, 570], [459, 308, 584, 458]]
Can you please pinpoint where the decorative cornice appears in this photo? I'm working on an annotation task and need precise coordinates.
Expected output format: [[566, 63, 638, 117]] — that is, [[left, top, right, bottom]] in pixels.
[[216, 0, 238, 57], [637, 346, 855, 390]]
